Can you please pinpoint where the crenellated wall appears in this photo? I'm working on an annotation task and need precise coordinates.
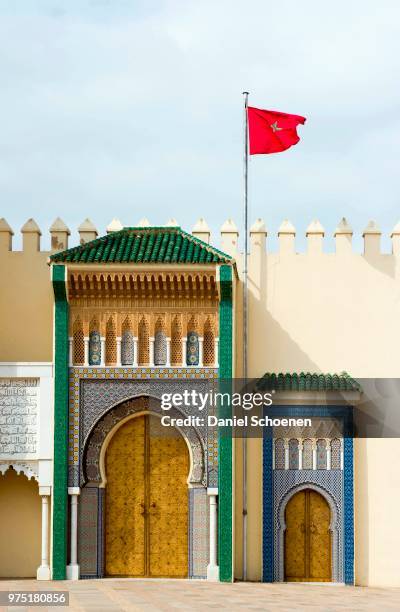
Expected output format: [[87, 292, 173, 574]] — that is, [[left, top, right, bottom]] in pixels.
[[0, 219, 53, 362], [228, 216, 400, 378], [2, 214, 400, 367]]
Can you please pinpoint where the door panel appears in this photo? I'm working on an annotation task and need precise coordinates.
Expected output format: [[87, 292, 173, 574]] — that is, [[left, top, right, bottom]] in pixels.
[[284, 490, 307, 581], [105, 414, 189, 577], [309, 490, 331, 581], [148, 416, 189, 577], [284, 489, 331, 582], [105, 416, 146, 576]]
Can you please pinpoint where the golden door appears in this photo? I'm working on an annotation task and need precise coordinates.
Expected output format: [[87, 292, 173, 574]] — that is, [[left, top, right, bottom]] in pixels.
[[105, 414, 189, 577], [284, 489, 331, 582]]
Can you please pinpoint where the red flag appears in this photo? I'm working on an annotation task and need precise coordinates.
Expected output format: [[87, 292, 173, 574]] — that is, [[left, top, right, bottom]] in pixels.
[[248, 107, 306, 155]]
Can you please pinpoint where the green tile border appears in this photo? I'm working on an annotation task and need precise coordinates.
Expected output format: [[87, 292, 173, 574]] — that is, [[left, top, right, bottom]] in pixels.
[[51, 265, 69, 579], [218, 264, 233, 582]]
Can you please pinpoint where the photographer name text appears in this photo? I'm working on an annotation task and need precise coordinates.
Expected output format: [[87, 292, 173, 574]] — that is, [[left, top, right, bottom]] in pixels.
[[161, 415, 312, 428]]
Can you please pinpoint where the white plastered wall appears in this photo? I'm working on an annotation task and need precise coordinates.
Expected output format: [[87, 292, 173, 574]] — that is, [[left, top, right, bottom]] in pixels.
[[0, 363, 53, 578]]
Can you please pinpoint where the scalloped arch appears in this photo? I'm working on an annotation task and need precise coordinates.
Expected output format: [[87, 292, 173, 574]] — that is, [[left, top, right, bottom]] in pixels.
[[0, 462, 39, 482]]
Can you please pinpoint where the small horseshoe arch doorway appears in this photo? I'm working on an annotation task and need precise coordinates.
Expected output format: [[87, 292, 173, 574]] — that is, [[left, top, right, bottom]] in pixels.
[[104, 414, 189, 577], [284, 489, 332, 582]]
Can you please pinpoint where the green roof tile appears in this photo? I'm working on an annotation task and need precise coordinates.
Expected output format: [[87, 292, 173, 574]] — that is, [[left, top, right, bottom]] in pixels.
[[50, 226, 233, 266], [257, 372, 361, 392]]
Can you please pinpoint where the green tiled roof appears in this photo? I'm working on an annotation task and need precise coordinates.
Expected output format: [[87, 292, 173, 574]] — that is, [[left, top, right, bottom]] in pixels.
[[257, 372, 361, 392], [50, 226, 232, 265]]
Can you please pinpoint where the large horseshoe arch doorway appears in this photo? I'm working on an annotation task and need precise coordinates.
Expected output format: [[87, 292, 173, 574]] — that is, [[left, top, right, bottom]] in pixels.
[[284, 488, 332, 582], [104, 414, 190, 577]]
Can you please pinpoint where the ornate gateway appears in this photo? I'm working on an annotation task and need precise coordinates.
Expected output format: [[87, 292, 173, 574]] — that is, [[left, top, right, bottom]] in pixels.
[[50, 226, 235, 581]]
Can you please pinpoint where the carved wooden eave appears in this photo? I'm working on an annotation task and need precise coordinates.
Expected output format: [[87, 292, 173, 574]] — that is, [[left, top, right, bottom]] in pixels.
[[67, 266, 219, 304]]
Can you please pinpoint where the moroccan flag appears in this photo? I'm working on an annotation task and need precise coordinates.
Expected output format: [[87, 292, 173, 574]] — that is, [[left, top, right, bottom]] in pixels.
[[248, 107, 306, 155]]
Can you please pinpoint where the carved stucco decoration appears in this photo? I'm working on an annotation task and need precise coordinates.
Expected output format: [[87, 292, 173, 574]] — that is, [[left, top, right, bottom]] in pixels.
[[0, 461, 39, 482], [82, 396, 206, 487]]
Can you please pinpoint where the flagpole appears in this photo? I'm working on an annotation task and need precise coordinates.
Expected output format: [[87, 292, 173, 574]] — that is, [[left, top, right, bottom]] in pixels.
[[242, 90, 249, 582]]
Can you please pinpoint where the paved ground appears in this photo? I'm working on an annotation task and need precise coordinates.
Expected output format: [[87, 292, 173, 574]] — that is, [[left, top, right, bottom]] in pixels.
[[0, 579, 400, 611]]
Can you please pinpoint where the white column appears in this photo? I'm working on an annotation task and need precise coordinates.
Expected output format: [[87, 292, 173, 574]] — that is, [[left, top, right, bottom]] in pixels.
[[207, 488, 219, 581], [67, 487, 80, 580], [68, 338, 73, 366], [116, 337, 122, 367], [84, 337, 89, 366], [340, 441, 344, 470], [199, 337, 204, 367], [150, 337, 155, 367], [214, 338, 219, 367], [166, 337, 171, 367], [183, 337, 187, 366], [133, 338, 138, 367], [284, 439, 289, 470], [37, 487, 51, 580], [326, 439, 331, 470], [100, 337, 106, 366]]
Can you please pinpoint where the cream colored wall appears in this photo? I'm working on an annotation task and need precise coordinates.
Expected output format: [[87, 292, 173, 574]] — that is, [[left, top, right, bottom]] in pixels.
[[354, 438, 400, 587], [0, 226, 53, 362], [220, 221, 400, 585], [0, 468, 41, 577]]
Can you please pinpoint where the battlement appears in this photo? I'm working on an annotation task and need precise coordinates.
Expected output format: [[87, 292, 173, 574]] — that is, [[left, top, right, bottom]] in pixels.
[[1, 216, 400, 258]]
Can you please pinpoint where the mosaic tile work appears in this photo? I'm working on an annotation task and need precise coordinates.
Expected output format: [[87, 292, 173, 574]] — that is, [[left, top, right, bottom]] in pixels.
[[121, 331, 134, 365], [273, 470, 343, 583], [154, 331, 167, 365], [207, 418, 219, 489], [344, 436, 354, 584], [262, 436, 274, 582], [186, 332, 199, 366], [68, 368, 218, 487], [52, 264, 69, 581], [189, 487, 209, 578], [263, 406, 354, 585], [78, 485, 99, 577], [218, 264, 233, 583], [89, 332, 101, 366], [69, 366, 220, 579], [83, 397, 205, 486]]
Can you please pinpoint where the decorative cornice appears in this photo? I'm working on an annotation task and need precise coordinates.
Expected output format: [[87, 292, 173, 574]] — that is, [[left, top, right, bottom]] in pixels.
[[68, 270, 219, 302]]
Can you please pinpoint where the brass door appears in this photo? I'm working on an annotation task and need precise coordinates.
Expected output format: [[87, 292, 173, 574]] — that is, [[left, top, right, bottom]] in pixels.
[[284, 489, 331, 582], [105, 414, 189, 577]]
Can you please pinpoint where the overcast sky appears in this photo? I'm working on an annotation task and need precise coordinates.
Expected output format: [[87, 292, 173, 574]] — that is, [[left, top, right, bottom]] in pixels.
[[1, 0, 399, 251]]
